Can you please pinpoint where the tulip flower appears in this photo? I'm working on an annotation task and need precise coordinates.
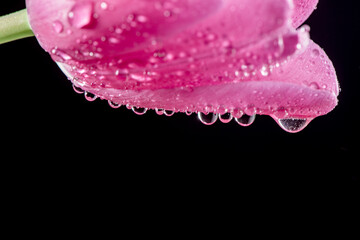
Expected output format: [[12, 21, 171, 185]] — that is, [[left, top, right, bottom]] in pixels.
[[0, 0, 339, 133]]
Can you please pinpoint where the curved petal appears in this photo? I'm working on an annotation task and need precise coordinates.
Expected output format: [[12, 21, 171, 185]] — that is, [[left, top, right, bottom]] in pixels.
[[27, 0, 305, 90], [28, 0, 339, 125], [26, 0, 223, 53], [291, 0, 319, 28], [59, 40, 339, 119]]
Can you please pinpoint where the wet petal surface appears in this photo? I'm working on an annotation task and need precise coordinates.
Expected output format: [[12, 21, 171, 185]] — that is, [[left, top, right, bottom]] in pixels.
[[292, 0, 319, 28], [26, 0, 339, 131], [59, 40, 338, 119], [28, 0, 302, 90]]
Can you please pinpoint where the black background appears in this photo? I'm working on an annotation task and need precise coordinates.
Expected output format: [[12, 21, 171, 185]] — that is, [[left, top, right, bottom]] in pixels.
[[1, 1, 359, 200]]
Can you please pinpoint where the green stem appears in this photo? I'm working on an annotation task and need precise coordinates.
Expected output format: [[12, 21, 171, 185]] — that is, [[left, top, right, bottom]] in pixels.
[[0, 9, 34, 45]]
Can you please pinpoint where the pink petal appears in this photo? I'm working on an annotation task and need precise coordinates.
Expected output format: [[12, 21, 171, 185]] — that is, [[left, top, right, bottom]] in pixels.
[[26, 0, 338, 125], [27, 0, 304, 90], [58, 40, 338, 119], [291, 0, 319, 28]]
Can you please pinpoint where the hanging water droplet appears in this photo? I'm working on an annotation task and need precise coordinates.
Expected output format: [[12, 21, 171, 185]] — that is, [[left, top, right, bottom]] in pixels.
[[52, 49, 72, 61], [219, 112, 233, 123], [164, 110, 175, 117], [108, 37, 120, 44], [132, 107, 148, 115], [276, 118, 312, 133], [68, 2, 95, 29], [84, 91, 97, 101], [73, 84, 84, 94], [198, 112, 218, 126], [155, 108, 165, 115], [235, 114, 256, 127], [108, 100, 121, 109]]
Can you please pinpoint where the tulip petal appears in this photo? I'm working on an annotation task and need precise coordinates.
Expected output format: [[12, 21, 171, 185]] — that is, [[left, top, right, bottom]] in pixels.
[[28, 0, 307, 91], [291, 0, 319, 28], [27, 0, 338, 121], [58, 40, 338, 119]]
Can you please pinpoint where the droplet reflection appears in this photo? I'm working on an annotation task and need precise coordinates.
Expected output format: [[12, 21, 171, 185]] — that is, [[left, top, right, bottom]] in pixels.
[[198, 112, 218, 125], [277, 118, 312, 133]]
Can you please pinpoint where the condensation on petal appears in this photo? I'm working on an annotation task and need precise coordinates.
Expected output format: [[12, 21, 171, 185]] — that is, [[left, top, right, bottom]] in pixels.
[[291, 0, 319, 28], [29, 0, 306, 91], [56, 40, 339, 119]]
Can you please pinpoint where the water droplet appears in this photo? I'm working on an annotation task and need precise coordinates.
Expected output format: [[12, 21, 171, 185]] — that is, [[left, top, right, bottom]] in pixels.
[[311, 49, 320, 57], [108, 37, 120, 44], [276, 118, 312, 133], [73, 84, 84, 94], [52, 20, 64, 33], [219, 112, 233, 123], [130, 73, 152, 82], [185, 111, 193, 116], [137, 15, 148, 23], [260, 65, 270, 77], [68, 2, 95, 29], [309, 82, 320, 90], [198, 112, 218, 126], [132, 107, 148, 115], [155, 108, 165, 115], [108, 101, 121, 109], [164, 110, 175, 117], [235, 114, 256, 127], [84, 91, 97, 101], [100, 2, 108, 10], [52, 49, 72, 61], [163, 10, 172, 18]]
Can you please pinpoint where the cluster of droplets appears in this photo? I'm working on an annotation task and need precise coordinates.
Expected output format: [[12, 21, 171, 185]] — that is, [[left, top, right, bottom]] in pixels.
[[197, 112, 256, 127], [72, 84, 311, 133]]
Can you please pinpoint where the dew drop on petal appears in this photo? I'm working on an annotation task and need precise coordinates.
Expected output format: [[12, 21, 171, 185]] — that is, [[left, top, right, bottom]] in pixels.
[[84, 91, 97, 101], [164, 110, 175, 117], [68, 2, 94, 29], [52, 20, 64, 33], [235, 114, 256, 127], [198, 112, 218, 126], [52, 49, 72, 61], [232, 108, 244, 119], [309, 82, 320, 90], [73, 84, 84, 94], [108, 100, 121, 109], [311, 49, 320, 58], [155, 108, 164, 115]]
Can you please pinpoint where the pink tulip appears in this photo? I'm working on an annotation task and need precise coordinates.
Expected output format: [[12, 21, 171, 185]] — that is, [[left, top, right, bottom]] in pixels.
[[1, 0, 339, 132]]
